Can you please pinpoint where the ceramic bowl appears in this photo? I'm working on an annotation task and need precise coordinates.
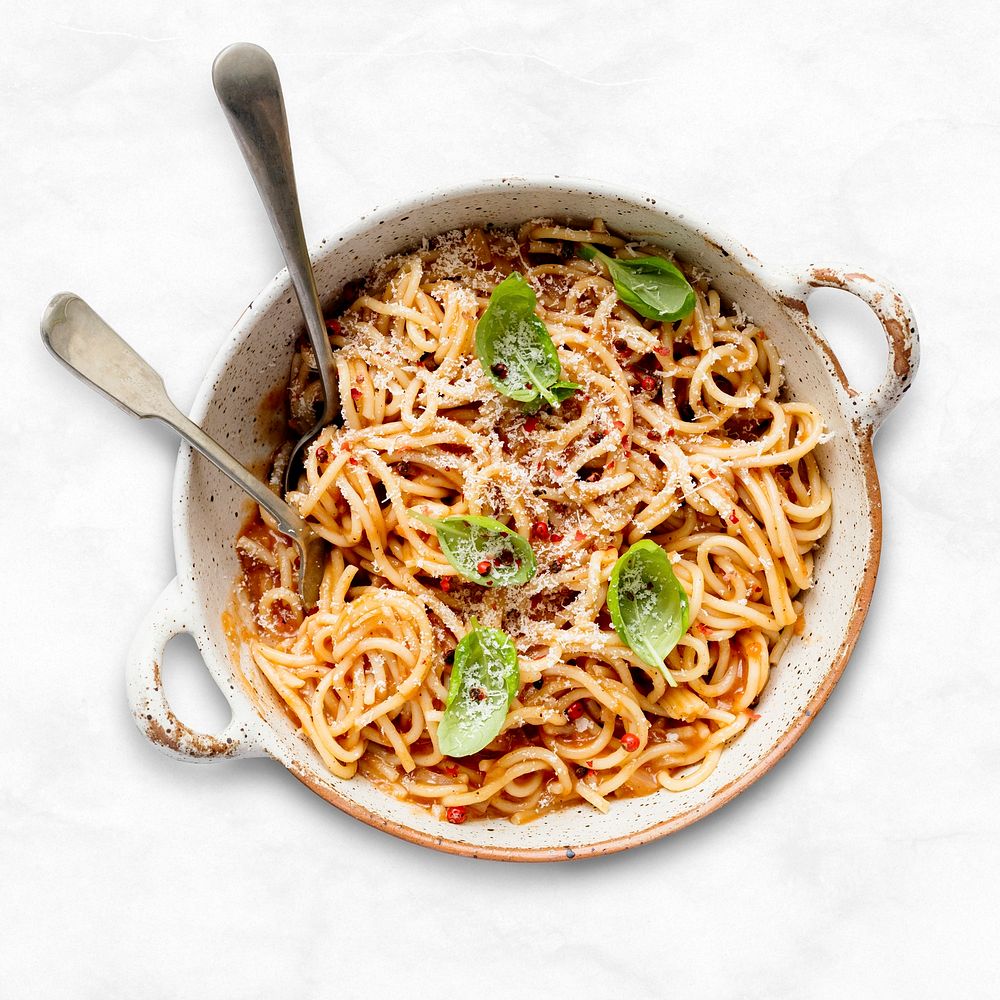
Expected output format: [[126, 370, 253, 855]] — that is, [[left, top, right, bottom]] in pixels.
[[127, 177, 919, 861]]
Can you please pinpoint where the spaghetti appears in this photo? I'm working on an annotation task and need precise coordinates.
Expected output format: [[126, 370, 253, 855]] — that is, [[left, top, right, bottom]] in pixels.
[[232, 219, 832, 824]]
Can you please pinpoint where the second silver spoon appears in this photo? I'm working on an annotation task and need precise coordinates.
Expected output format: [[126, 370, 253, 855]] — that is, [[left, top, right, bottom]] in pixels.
[[40, 293, 325, 608], [212, 42, 339, 494]]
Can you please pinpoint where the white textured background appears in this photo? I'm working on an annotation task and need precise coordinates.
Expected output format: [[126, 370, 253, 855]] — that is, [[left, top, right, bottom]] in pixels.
[[3, 2, 998, 997]]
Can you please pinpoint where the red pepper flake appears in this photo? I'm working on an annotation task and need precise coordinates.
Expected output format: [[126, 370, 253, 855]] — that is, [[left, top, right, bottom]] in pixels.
[[470, 687, 486, 702], [640, 374, 656, 392], [708, 469, 717, 479], [613, 338, 629, 353], [667, 428, 675, 437], [587, 769, 597, 780], [621, 732, 640, 752], [491, 362, 508, 380], [746, 710, 761, 721], [443, 764, 459, 777], [566, 701, 584, 721], [647, 430, 662, 442], [613, 420, 625, 431], [325, 318, 342, 335], [340, 441, 352, 451], [446, 806, 467, 824], [315, 447, 329, 463], [350, 388, 362, 402], [653, 346, 670, 356], [607, 462, 615, 472], [355, 375, 364, 385], [574, 530, 586, 542], [549, 533, 563, 543], [530, 521, 550, 542], [476, 559, 491, 575], [697, 622, 710, 635], [523, 416, 538, 433], [729, 511, 739, 525], [348, 456, 358, 465], [439, 576, 452, 593]]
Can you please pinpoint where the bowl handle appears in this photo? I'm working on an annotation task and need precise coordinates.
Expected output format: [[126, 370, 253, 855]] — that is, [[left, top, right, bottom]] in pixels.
[[127, 578, 266, 761], [787, 265, 920, 433]]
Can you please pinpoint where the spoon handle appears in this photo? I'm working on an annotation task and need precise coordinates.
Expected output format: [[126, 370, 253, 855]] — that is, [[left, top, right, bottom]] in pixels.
[[40, 293, 310, 543], [212, 42, 338, 426]]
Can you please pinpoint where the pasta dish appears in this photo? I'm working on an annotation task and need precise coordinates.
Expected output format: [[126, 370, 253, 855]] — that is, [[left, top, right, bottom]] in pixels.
[[231, 219, 832, 825]]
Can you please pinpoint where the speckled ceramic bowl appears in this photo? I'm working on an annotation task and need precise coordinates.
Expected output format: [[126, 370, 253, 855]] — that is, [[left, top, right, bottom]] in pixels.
[[127, 178, 918, 861]]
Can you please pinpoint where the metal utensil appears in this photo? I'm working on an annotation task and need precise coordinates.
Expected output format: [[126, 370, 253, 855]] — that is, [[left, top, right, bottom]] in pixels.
[[40, 293, 325, 607], [212, 42, 338, 493]]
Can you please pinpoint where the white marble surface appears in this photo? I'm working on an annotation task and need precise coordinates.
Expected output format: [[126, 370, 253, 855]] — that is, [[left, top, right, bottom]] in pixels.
[[3, 2, 998, 996]]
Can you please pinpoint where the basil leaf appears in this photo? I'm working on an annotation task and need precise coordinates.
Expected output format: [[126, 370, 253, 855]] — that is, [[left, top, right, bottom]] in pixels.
[[579, 244, 695, 322], [412, 513, 536, 586], [475, 273, 579, 408], [548, 380, 581, 402], [438, 618, 520, 757], [522, 380, 580, 415], [607, 540, 690, 686]]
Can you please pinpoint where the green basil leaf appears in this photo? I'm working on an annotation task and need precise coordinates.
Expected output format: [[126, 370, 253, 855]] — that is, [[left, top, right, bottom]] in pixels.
[[411, 513, 536, 586], [522, 379, 581, 414], [607, 540, 690, 685], [475, 273, 574, 408], [548, 380, 581, 402], [579, 244, 695, 322], [438, 618, 520, 757]]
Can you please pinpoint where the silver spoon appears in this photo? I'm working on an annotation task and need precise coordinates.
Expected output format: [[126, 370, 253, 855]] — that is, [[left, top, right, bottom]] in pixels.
[[40, 293, 325, 608], [212, 42, 338, 494]]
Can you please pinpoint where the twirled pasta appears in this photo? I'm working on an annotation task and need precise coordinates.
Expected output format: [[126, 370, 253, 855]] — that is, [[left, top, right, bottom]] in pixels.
[[232, 219, 832, 824]]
